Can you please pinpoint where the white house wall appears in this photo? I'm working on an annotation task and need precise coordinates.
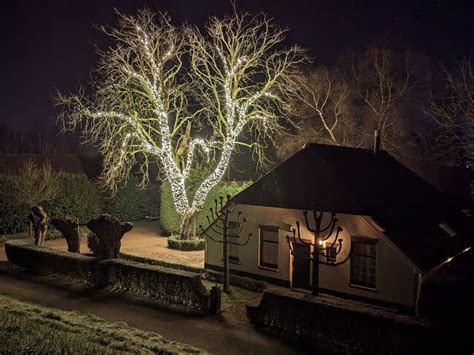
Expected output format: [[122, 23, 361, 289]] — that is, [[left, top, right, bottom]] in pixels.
[[204, 204, 418, 308]]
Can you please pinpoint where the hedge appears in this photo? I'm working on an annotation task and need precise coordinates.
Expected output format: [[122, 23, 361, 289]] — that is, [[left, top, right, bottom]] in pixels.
[[0, 175, 160, 234], [5, 239, 210, 314], [103, 177, 160, 221], [247, 289, 435, 354], [5, 239, 98, 282], [160, 179, 251, 235], [167, 235, 205, 251]]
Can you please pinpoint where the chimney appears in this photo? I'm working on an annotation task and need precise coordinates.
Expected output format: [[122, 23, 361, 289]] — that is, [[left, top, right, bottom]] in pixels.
[[373, 130, 381, 154]]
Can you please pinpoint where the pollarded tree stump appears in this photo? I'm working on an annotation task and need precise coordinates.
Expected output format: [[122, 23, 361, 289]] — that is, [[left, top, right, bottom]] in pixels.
[[51, 217, 81, 253], [29, 206, 48, 246], [86, 214, 133, 259]]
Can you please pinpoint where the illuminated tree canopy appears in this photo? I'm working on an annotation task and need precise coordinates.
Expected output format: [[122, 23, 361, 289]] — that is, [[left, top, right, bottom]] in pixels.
[[57, 9, 305, 239]]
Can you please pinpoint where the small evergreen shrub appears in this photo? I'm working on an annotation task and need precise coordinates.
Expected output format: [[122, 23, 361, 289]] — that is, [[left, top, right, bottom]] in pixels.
[[167, 235, 205, 251]]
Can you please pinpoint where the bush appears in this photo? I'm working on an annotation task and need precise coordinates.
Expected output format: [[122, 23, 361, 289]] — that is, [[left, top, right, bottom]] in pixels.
[[0, 203, 29, 234], [167, 235, 205, 251], [43, 174, 104, 224], [5, 240, 210, 314], [103, 178, 160, 221], [160, 179, 251, 235], [0, 174, 160, 234]]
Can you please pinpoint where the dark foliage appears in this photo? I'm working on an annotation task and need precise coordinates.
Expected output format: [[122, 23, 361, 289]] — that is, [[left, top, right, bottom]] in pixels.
[[167, 235, 205, 251]]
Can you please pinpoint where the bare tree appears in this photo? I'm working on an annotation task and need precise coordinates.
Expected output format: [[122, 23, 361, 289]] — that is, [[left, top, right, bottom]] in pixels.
[[274, 66, 360, 160], [57, 9, 305, 240], [348, 46, 417, 153], [0, 160, 62, 240], [425, 58, 474, 165]]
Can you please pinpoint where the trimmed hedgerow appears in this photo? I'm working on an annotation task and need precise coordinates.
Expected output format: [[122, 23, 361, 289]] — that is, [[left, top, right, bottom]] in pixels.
[[5, 240, 210, 314], [103, 177, 160, 221], [43, 174, 105, 224], [5, 239, 98, 282], [0, 174, 160, 234], [0, 203, 29, 235], [160, 179, 251, 235], [167, 235, 205, 251]]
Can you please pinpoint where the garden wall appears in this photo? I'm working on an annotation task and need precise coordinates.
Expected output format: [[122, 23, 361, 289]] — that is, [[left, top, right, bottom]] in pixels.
[[5, 240, 209, 314], [247, 289, 442, 354]]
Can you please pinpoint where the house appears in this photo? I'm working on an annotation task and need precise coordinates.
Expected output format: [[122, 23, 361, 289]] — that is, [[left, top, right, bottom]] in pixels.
[[204, 144, 474, 313]]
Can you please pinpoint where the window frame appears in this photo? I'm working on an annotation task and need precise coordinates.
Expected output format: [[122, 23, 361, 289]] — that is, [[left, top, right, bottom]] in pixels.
[[350, 237, 378, 290], [258, 225, 279, 270], [326, 245, 337, 263], [227, 220, 240, 264]]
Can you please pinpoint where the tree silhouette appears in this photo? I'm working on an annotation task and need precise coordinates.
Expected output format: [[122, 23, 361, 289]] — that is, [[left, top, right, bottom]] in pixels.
[[287, 208, 352, 296], [200, 195, 251, 293]]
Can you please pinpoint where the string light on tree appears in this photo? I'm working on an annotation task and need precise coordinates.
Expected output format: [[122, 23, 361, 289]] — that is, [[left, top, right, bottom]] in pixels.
[[57, 9, 306, 239]]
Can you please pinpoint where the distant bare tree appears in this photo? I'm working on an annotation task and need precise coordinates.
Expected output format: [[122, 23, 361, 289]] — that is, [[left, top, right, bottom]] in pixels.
[[348, 46, 417, 153], [425, 58, 474, 165], [0, 160, 62, 240], [274, 66, 360, 160]]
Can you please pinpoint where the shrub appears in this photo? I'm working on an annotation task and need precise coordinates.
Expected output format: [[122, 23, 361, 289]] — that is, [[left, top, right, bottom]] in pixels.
[[0, 203, 29, 234], [167, 235, 205, 251], [43, 174, 104, 224], [160, 179, 251, 235], [104, 177, 160, 221], [5, 240, 210, 314]]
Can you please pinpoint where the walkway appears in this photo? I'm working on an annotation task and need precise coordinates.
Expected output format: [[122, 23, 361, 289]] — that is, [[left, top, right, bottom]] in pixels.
[[45, 221, 205, 268], [0, 263, 307, 355]]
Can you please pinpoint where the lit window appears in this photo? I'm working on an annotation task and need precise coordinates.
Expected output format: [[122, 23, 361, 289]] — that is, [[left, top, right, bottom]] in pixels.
[[259, 225, 279, 269], [439, 222, 456, 237], [351, 239, 377, 289], [228, 221, 240, 263]]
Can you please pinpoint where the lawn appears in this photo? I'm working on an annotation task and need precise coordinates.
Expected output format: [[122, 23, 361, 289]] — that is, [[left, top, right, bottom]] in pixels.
[[0, 294, 206, 354]]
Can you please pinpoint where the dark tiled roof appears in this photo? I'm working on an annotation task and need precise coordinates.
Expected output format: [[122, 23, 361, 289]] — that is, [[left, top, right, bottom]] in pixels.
[[234, 144, 474, 271]]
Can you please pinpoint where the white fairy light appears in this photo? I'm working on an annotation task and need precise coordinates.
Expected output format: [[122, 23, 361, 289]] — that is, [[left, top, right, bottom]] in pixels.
[[60, 12, 302, 238]]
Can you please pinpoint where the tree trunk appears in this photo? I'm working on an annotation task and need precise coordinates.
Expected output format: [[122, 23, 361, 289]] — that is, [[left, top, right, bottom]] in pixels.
[[179, 212, 199, 240], [51, 217, 81, 253], [28, 206, 48, 246], [87, 214, 133, 259]]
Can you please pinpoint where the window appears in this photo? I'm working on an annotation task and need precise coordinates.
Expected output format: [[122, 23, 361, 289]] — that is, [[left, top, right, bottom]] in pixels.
[[326, 246, 337, 263], [259, 225, 279, 269], [228, 221, 240, 263], [351, 239, 377, 289]]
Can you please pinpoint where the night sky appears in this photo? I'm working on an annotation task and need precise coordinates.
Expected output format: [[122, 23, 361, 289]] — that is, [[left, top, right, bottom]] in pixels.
[[2, 0, 474, 129]]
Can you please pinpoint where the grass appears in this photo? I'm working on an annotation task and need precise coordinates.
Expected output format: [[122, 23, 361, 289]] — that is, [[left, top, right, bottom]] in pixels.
[[201, 280, 260, 310], [0, 294, 207, 354]]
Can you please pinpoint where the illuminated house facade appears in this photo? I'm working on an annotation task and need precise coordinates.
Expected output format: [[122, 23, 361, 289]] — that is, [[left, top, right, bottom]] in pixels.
[[204, 144, 474, 312]]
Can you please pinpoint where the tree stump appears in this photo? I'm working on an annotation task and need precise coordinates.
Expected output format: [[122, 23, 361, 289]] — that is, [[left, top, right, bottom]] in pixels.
[[86, 214, 133, 259], [28, 206, 48, 246], [51, 217, 81, 253]]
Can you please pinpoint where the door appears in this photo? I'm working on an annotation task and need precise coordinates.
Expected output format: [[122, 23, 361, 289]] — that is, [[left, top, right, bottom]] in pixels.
[[292, 242, 311, 289]]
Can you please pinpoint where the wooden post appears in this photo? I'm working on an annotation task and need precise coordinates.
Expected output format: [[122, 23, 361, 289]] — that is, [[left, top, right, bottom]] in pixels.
[[223, 206, 230, 293], [312, 240, 320, 296]]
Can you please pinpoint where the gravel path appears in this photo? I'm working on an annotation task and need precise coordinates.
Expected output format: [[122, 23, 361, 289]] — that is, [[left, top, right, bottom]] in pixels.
[[44, 221, 205, 268]]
